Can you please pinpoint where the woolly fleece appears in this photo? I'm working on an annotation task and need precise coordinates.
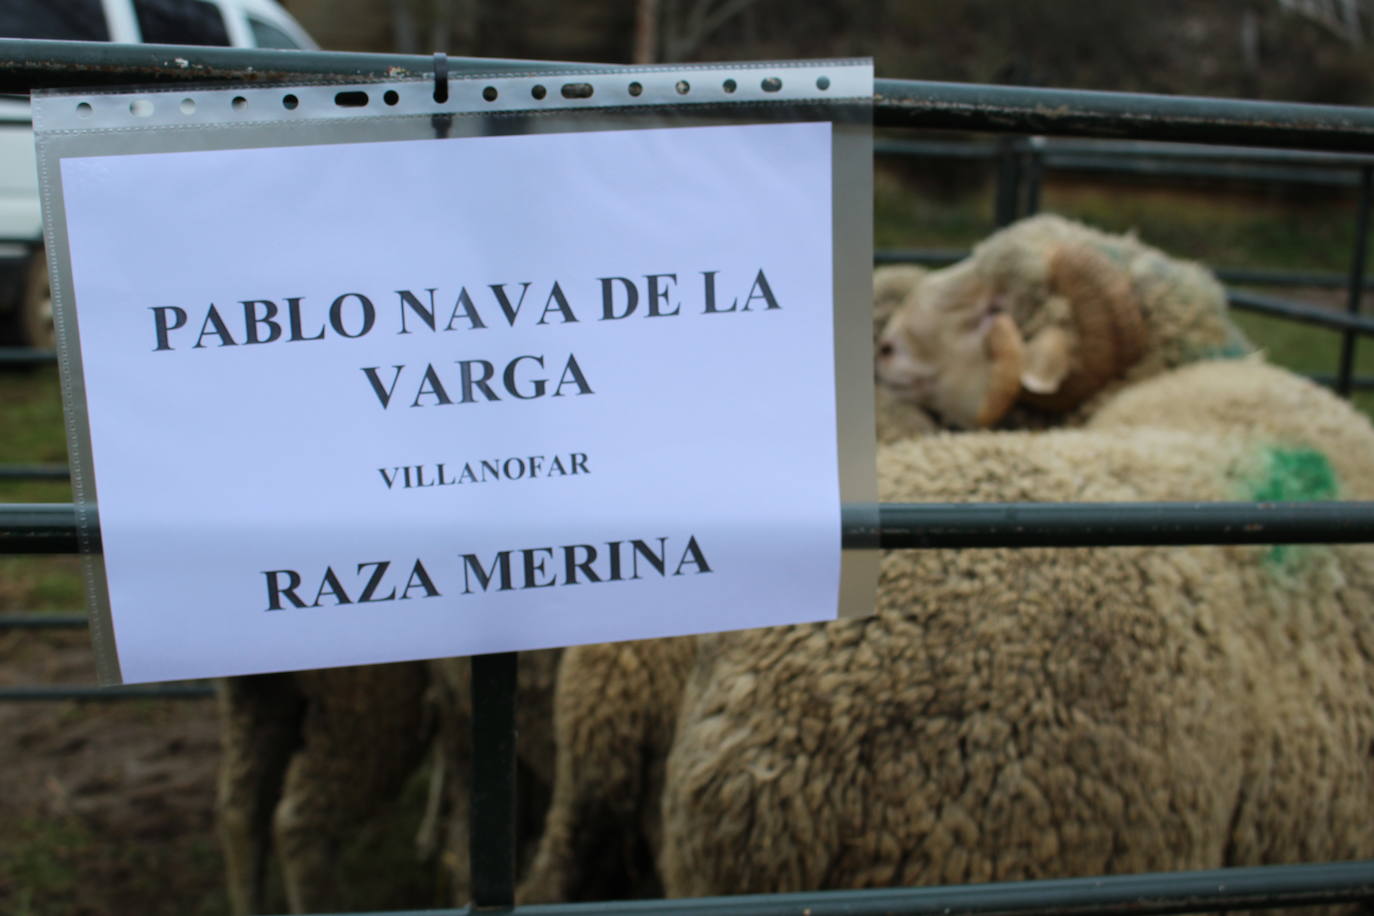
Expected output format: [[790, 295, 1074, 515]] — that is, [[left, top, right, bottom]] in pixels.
[[657, 359, 1374, 896]]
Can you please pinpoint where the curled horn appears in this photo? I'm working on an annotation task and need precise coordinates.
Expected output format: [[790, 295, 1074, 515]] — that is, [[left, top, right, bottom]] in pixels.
[[1021, 242, 1146, 413]]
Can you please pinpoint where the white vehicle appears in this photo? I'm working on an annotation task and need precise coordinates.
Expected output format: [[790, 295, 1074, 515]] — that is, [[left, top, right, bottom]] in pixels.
[[0, 0, 317, 347]]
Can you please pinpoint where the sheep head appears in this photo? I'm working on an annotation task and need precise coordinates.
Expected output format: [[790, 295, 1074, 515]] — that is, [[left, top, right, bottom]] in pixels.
[[872, 264, 929, 346], [876, 241, 1146, 429], [876, 260, 1024, 429]]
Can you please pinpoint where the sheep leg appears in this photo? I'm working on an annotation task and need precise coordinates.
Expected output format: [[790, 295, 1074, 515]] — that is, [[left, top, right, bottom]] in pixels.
[[272, 663, 430, 914], [518, 638, 694, 903], [216, 673, 305, 916]]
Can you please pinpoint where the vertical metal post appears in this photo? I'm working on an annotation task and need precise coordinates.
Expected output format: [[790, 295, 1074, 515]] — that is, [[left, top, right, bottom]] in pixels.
[[1338, 165, 1372, 397], [1024, 136, 1044, 216], [470, 651, 518, 910], [994, 136, 1024, 226]]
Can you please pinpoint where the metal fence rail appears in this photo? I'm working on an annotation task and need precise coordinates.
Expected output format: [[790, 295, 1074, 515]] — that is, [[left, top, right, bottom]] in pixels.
[[4, 41, 1374, 150], [0, 464, 68, 480], [0, 683, 214, 701], [877, 247, 1374, 294], [282, 860, 1374, 916], [6, 502, 1374, 554], [3, 39, 1374, 914], [875, 136, 1374, 185], [0, 612, 84, 628], [0, 346, 57, 366]]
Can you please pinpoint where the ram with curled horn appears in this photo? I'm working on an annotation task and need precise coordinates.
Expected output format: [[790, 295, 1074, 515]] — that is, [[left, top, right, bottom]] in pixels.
[[875, 213, 1252, 430]]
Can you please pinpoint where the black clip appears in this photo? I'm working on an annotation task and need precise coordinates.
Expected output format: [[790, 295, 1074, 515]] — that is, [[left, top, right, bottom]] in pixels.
[[433, 52, 450, 104]]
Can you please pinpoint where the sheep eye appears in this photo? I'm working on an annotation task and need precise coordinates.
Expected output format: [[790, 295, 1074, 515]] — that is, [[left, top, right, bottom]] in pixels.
[[878, 342, 894, 358]]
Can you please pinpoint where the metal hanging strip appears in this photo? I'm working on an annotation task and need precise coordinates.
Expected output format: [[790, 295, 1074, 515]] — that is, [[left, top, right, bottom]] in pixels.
[[32, 59, 872, 131]]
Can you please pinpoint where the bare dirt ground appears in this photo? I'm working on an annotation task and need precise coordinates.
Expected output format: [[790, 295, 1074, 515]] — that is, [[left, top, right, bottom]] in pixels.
[[0, 568, 443, 916], [0, 631, 440, 916], [0, 621, 227, 916]]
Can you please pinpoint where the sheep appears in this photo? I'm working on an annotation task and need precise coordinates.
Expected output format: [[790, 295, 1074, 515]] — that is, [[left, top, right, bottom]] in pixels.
[[872, 264, 941, 444], [520, 358, 1374, 903], [518, 228, 1348, 902], [216, 663, 430, 915], [658, 357, 1374, 895], [217, 650, 561, 915], [518, 636, 698, 903], [516, 254, 1039, 902], [876, 214, 1255, 429], [517, 263, 939, 904]]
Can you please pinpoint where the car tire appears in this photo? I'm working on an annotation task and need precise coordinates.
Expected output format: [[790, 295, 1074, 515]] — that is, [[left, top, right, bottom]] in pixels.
[[17, 247, 54, 350]]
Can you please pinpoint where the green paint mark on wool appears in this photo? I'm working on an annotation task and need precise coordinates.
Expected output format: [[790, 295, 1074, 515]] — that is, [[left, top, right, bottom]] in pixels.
[[1249, 447, 1338, 503], [1091, 241, 1131, 266], [1187, 341, 1252, 361], [1178, 321, 1255, 364], [1246, 447, 1339, 567], [1219, 319, 1256, 357]]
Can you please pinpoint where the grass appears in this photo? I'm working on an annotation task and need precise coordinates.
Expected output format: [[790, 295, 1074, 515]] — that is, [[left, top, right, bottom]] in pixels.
[[0, 364, 71, 505], [874, 157, 1371, 271], [0, 813, 231, 916], [0, 817, 89, 916], [0, 556, 84, 612], [1042, 180, 1362, 273], [0, 364, 77, 615]]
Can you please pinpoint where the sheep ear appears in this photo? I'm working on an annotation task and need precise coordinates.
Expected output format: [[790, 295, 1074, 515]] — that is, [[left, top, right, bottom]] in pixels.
[[1029, 242, 1146, 411], [973, 313, 1025, 427], [1020, 325, 1073, 395]]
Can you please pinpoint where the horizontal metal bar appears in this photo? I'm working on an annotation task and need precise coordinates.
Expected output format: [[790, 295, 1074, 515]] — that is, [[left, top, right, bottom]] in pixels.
[[872, 80, 1374, 152], [0, 464, 70, 480], [1310, 372, 1374, 390], [1227, 288, 1374, 334], [1039, 154, 1361, 187], [0, 39, 608, 92], [1036, 138, 1374, 167], [874, 248, 965, 267], [1218, 266, 1374, 289], [875, 250, 1374, 293], [0, 346, 56, 366], [875, 140, 1366, 186], [0, 503, 84, 553], [7, 502, 1374, 555], [874, 138, 1000, 160], [0, 684, 214, 701], [877, 136, 1374, 168], [327, 859, 1374, 916], [4, 44, 1374, 152], [0, 613, 86, 629], [873, 501, 1374, 549]]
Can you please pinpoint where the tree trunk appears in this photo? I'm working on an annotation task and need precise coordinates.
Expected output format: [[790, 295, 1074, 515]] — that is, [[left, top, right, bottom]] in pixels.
[[634, 0, 660, 63]]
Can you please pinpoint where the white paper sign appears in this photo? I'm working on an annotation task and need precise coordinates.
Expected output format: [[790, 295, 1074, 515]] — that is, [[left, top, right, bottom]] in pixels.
[[56, 119, 846, 683]]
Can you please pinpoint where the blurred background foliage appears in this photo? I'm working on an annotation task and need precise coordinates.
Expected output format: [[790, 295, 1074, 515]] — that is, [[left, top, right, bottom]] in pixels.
[[289, 0, 1374, 106]]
